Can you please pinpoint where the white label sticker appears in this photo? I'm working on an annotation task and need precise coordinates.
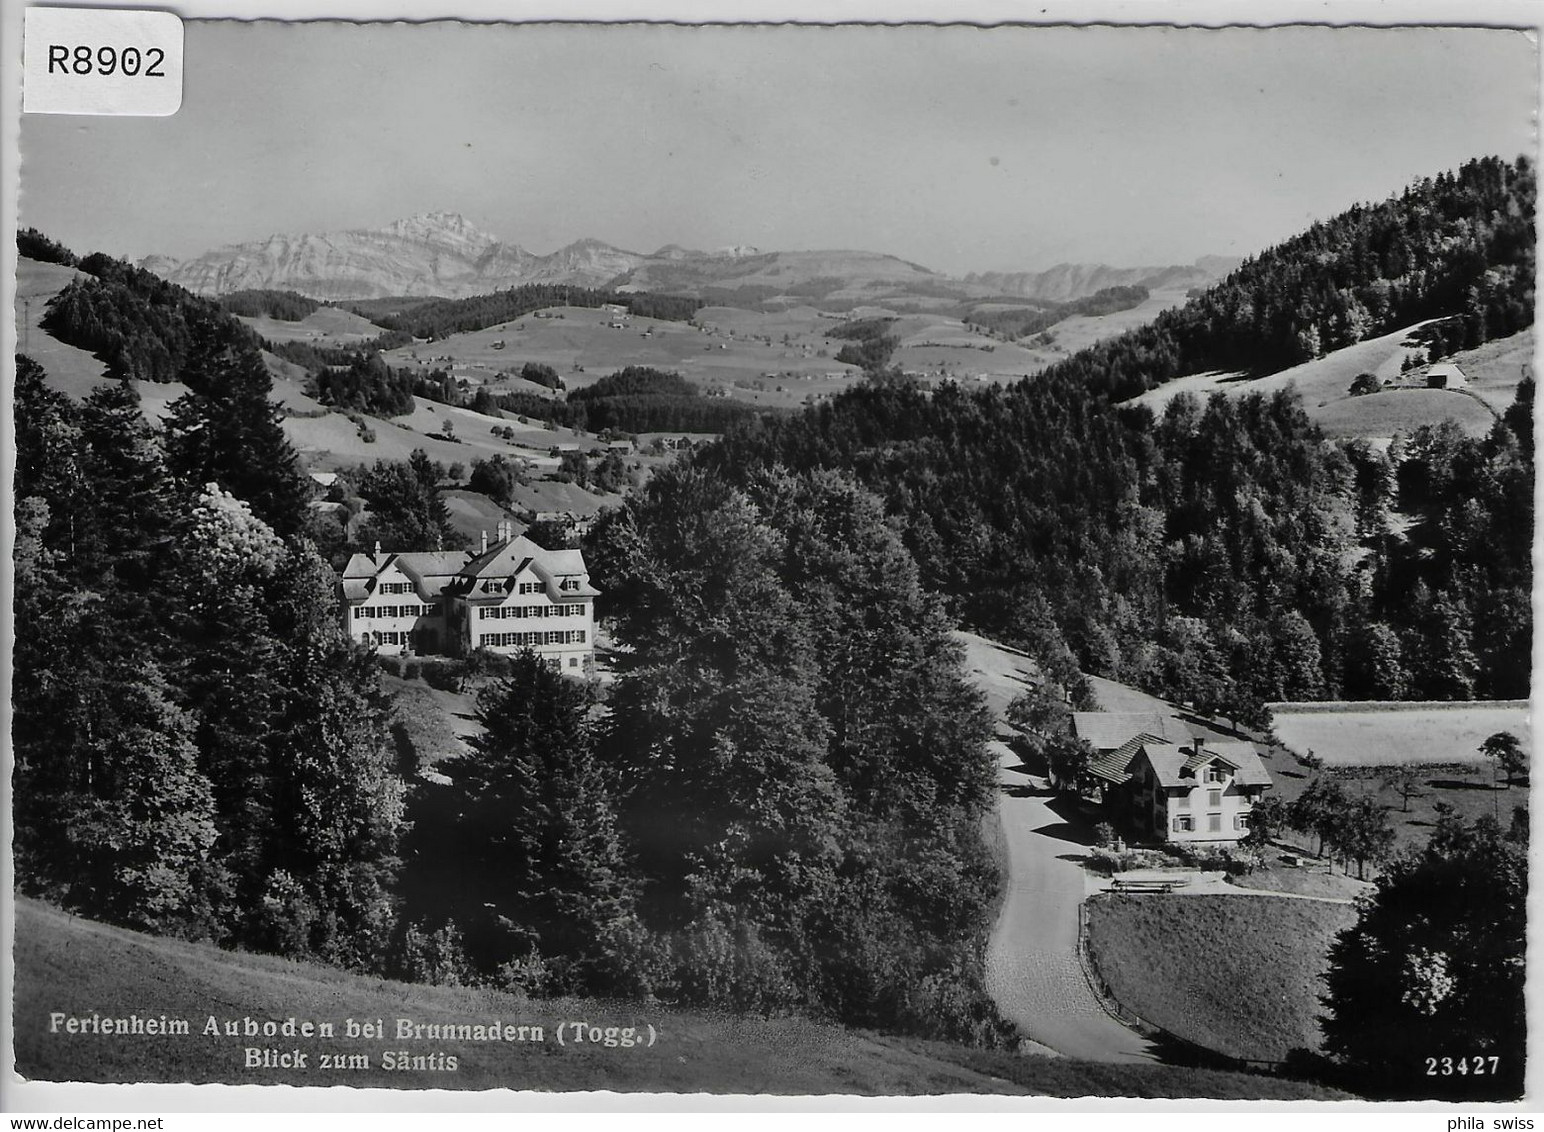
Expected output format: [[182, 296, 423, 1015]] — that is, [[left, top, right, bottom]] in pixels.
[[23, 7, 183, 116]]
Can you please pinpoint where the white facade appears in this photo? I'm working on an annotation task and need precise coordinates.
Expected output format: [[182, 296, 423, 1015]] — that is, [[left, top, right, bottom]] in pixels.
[[339, 534, 598, 672], [347, 560, 450, 654]]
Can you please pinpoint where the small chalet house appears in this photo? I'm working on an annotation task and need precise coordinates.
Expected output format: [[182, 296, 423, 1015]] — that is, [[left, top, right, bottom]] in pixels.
[[340, 522, 598, 672], [1073, 713, 1272, 846]]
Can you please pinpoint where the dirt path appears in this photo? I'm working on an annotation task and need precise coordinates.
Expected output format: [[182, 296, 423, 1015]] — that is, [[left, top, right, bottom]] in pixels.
[[983, 741, 1156, 1062]]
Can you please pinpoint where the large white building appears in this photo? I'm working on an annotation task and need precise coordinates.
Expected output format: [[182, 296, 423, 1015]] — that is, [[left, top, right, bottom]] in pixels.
[[339, 522, 599, 673]]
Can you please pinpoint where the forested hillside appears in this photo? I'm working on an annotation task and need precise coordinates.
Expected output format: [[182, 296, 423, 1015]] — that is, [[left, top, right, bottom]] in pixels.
[[492, 366, 768, 434], [39, 254, 271, 383], [702, 157, 1534, 720], [1045, 156, 1533, 402]]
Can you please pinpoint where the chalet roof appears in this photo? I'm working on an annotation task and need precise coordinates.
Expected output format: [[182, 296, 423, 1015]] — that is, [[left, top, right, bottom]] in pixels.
[[1145, 741, 1272, 789], [1087, 733, 1166, 785], [457, 535, 599, 598], [395, 551, 471, 599], [395, 551, 470, 580], [1072, 712, 1192, 753], [340, 551, 385, 602]]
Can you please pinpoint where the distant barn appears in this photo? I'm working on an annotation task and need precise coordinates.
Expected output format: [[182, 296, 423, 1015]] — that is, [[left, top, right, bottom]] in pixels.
[[1426, 362, 1470, 389]]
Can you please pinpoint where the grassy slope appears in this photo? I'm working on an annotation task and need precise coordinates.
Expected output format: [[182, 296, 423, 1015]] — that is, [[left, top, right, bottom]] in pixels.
[[1085, 894, 1357, 1063], [1125, 322, 1518, 441], [12, 899, 1343, 1098], [238, 305, 383, 346]]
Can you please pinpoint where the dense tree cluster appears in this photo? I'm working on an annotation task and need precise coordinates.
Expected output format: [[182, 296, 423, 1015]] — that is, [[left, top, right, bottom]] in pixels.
[[218, 289, 320, 321], [395, 465, 1010, 1042], [353, 448, 461, 553], [17, 227, 79, 266], [1320, 811, 1526, 1099], [39, 254, 268, 383], [493, 367, 769, 435], [519, 361, 564, 390], [265, 332, 416, 376], [827, 318, 900, 372], [313, 352, 417, 417], [359, 284, 700, 341], [14, 353, 398, 965]]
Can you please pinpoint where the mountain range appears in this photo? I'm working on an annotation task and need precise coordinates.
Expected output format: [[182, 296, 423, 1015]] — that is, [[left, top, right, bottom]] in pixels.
[[140, 211, 1237, 305]]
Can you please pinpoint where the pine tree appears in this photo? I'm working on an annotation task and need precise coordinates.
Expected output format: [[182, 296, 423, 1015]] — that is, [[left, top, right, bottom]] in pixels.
[[425, 652, 641, 993], [163, 309, 309, 539]]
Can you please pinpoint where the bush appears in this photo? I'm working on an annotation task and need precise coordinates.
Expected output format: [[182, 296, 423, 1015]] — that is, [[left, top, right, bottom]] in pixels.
[[1349, 372, 1381, 397], [419, 659, 465, 693]]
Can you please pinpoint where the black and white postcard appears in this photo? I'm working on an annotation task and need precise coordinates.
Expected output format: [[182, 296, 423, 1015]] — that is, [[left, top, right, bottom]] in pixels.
[[4, 1, 1538, 1114]]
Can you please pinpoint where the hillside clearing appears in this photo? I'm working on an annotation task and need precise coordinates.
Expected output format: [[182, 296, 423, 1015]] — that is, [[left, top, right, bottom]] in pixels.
[[12, 899, 1343, 1098], [1123, 321, 1525, 441], [1085, 894, 1357, 1063]]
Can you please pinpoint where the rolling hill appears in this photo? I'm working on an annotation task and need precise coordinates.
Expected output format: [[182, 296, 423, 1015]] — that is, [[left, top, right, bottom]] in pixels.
[[15, 253, 605, 474]]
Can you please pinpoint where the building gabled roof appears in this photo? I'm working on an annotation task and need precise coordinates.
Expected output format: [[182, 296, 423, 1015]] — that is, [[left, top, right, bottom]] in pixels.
[[340, 551, 386, 602], [1143, 741, 1272, 789], [456, 535, 600, 600], [395, 551, 471, 599], [1072, 712, 1192, 753], [1087, 733, 1167, 785]]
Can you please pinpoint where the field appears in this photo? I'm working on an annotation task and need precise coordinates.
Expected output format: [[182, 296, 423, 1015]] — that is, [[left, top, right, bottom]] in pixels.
[[1125, 322, 1524, 442], [1263, 746, 1528, 864], [1084, 894, 1357, 1063], [1039, 287, 1195, 356], [377, 294, 1175, 412], [237, 304, 384, 346], [1263, 700, 1530, 861], [12, 898, 1345, 1098], [15, 259, 107, 396], [1270, 701, 1530, 767]]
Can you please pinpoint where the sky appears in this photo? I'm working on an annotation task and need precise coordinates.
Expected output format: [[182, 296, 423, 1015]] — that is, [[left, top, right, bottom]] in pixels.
[[16, 20, 1539, 276]]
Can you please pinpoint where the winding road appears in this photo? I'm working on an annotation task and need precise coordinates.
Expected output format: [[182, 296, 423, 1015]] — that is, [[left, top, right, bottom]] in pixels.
[[983, 741, 1157, 1062], [953, 631, 1155, 1062]]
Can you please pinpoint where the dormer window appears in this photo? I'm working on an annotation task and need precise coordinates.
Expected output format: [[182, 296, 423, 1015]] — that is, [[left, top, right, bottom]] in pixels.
[[1207, 765, 1230, 783]]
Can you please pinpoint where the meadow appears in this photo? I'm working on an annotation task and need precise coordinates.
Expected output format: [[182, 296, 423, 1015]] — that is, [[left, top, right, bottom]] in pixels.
[[1084, 893, 1357, 1064], [1125, 322, 1525, 441]]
